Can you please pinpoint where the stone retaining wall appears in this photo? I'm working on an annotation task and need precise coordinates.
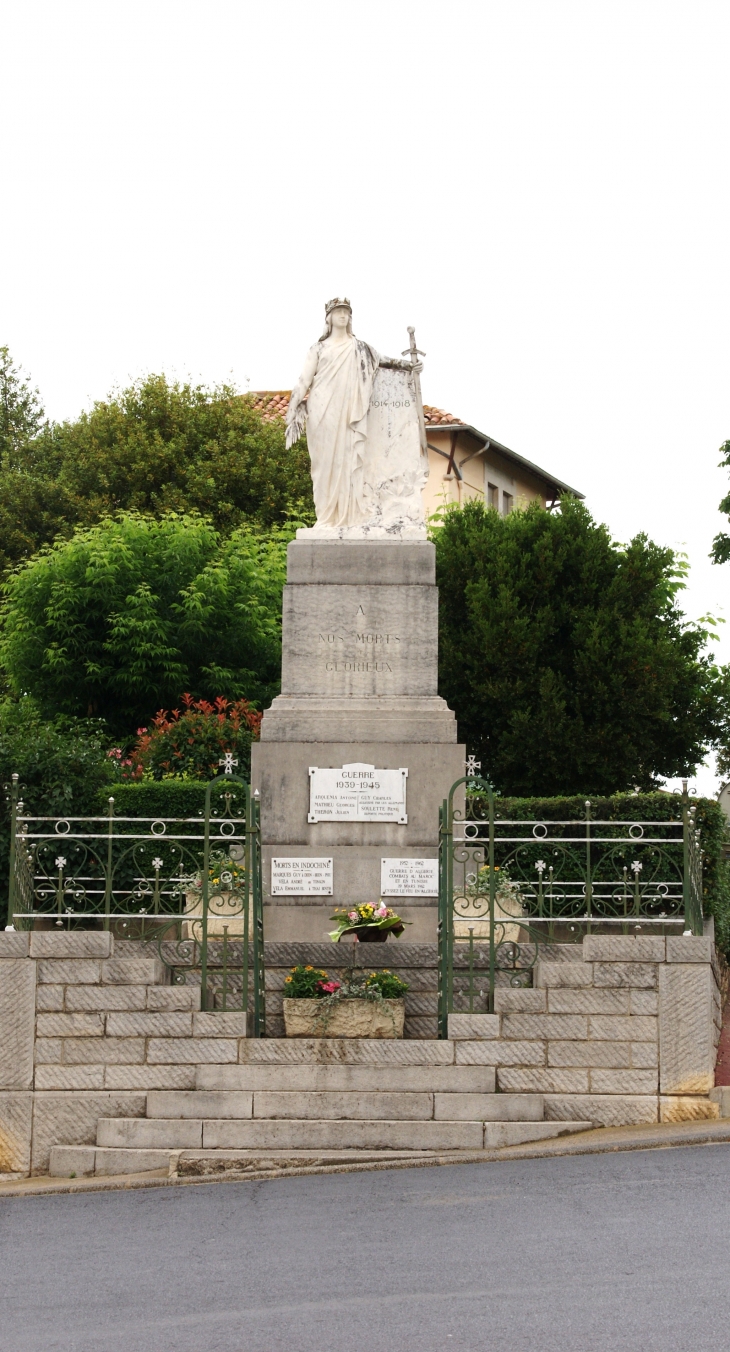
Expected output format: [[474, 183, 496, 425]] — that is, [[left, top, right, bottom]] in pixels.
[[448, 934, 721, 1127]]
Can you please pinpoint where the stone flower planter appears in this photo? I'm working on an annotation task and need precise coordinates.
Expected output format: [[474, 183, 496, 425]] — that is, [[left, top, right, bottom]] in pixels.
[[283, 997, 405, 1039]]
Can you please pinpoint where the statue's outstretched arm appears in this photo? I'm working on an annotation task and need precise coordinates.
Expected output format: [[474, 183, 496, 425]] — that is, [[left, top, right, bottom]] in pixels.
[[379, 355, 424, 374], [286, 346, 319, 448]]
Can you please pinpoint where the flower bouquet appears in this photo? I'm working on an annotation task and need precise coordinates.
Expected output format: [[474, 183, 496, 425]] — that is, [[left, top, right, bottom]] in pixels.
[[328, 902, 411, 943], [282, 964, 410, 1038]]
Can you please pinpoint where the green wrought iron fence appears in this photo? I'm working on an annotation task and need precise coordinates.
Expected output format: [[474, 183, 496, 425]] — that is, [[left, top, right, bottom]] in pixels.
[[437, 773, 703, 1037], [6, 770, 265, 1033]]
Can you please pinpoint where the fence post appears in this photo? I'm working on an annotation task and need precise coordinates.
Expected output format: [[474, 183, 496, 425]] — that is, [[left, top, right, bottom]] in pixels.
[[584, 800, 592, 934], [6, 773, 19, 926], [103, 797, 115, 932], [681, 779, 690, 926], [201, 785, 212, 1009], [488, 785, 496, 1014]]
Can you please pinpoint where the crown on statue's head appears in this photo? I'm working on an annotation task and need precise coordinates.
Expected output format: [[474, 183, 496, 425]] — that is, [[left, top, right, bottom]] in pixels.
[[325, 297, 352, 316]]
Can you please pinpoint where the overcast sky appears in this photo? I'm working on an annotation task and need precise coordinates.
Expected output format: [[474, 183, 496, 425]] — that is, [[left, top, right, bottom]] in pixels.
[[2, 1, 729, 792]]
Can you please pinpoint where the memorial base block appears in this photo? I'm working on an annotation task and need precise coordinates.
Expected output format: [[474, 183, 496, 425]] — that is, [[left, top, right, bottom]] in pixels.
[[252, 539, 464, 942]]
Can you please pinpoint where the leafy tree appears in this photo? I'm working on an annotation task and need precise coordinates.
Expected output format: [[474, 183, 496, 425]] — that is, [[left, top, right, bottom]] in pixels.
[[0, 346, 45, 462], [435, 498, 729, 795], [116, 693, 262, 781], [711, 437, 730, 564], [0, 512, 288, 737], [29, 374, 313, 534]]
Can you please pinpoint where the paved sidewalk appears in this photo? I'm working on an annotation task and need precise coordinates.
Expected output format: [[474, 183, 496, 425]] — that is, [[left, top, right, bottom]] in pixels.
[[3, 1117, 730, 1199]]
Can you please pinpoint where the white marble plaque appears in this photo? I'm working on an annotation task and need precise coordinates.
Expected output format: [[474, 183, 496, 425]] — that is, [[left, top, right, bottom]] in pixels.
[[308, 762, 408, 823], [271, 857, 333, 895], [381, 858, 438, 897]]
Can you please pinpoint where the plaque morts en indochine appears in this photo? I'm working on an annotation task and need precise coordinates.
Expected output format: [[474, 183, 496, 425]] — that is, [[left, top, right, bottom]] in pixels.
[[251, 299, 465, 940]]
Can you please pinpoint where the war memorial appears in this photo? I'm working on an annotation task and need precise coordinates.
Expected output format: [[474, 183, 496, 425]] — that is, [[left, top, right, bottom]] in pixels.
[[0, 300, 724, 1180]]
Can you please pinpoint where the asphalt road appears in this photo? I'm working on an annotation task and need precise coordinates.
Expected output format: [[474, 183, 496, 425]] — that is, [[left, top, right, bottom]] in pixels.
[[2, 1146, 730, 1351]]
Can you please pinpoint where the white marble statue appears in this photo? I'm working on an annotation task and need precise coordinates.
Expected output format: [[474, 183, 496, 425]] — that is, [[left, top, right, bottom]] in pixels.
[[286, 298, 428, 537]]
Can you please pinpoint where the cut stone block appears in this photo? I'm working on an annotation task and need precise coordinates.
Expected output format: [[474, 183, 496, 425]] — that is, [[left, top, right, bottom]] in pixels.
[[447, 1014, 500, 1039], [201, 1118, 484, 1151], [455, 1040, 546, 1066], [0, 932, 30, 957], [665, 936, 713, 964], [548, 1041, 631, 1068], [589, 1069, 658, 1094], [239, 1038, 455, 1065], [147, 986, 202, 1011], [546, 989, 629, 1015], [101, 958, 165, 985], [659, 1096, 719, 1122], [97, 1117, 203, 1149], [30, 1092, 146, 1173], [36, 986, 64, 1011], [196, 1063, 496, 1093], [501, 1014, 588, 1041], [48, 1145, 96, 1177], [62, 1037, 145, 1065], [535, 962, 592, 989], [659, 964, 715, 1094], [36, 1013, 104, 1038], [34, 1039, 62, 1064], [629, 990, 658, 1015], [193, 1012, 247, 1038], [433, 1093, 543, 1122], [147, 1091, 253, 1119], [30, 933, 112, 958], [283, 998, 404, 1039], [544, 1094, 658, 1127], [493, 990, 546, 1013], [583, 936, 665, 963], [35, 1065, 105, 1090], [484, 1121, 592, 1148], [147, 1038, 239, 1064], [256, 1090, 432, 1121], [105, 1012, 193, 1038], [105, 1065, 197, 1090], [710, 1087, 730, 1118], [37, 960, 101, 984], [0, 1092, 32, 1172], [65, 986, 148, 1012], [0, 959, 36, 1089], [497, 1067, 589, 1093], [593, 963, 657, 988], [588, 1015, 657, 1041], [93, 1148, 173, 1175], [631, 1042, 658, 1068]]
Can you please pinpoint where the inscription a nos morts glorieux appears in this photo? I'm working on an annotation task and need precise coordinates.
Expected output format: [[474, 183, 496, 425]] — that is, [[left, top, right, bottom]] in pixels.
[[318, 627, 400, 677]]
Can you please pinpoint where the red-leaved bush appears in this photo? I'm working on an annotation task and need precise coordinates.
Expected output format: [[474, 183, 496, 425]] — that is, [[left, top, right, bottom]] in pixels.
[[110, 694, 261, 781]]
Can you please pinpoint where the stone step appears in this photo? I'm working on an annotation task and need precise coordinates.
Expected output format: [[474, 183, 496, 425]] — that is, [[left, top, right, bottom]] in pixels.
[[95, 1116, 592, 1151], [195, 1064, 496, 1093], [146, 1090, 544, 1122], [49, 1145, 431, 1178], [238, 1039, 456, 1065]]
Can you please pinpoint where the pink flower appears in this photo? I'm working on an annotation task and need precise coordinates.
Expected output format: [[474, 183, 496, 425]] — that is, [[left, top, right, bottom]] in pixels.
[[317, 980, 341, 994], [348, 911, 358, 922], [376, 905, 388, 917]]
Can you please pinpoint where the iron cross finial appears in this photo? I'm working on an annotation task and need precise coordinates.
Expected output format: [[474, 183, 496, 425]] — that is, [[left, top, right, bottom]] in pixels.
[[465, 754, 481, 777], [219, 753, 239, 776]]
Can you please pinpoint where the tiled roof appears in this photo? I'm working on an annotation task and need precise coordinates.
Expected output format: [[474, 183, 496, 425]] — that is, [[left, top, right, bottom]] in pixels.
[[248, 391, 460, 426]]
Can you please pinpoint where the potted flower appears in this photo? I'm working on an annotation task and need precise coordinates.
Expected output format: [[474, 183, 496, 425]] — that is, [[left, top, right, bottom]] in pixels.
[[328, 902, 410, 943], [183, 849, 248, 937], [282, 964, 409, 1038]]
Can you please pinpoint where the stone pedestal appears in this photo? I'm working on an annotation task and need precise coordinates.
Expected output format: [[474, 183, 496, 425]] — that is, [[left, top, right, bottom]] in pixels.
[[251, 539, 465, 942]]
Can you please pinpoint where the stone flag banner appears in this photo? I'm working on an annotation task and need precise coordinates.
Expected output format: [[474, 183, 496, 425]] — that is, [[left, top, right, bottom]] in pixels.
[[381, 857, 439, 897], [308, 763, 408, 823], [271, 858, 334, 895]]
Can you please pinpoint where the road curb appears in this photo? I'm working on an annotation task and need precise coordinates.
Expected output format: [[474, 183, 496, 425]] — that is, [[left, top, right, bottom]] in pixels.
[[2, 1118, 729, 1199]]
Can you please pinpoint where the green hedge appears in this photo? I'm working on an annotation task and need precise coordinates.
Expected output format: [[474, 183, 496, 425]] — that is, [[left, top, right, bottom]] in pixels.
[[477, 792, 730, 954], [103, 781, 211, 820]]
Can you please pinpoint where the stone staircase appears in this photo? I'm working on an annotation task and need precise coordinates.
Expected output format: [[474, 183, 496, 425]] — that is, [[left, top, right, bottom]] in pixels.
[[48, 1037, 593, 1177]]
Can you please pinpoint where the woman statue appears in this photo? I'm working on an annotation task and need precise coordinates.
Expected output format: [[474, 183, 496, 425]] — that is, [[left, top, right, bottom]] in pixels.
[[286, 298, 422, 531]]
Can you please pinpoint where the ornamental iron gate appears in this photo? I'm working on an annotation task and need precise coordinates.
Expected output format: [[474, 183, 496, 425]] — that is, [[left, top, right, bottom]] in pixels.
[[6, 771, 265, 1034], [437, 774, 703, 1038]]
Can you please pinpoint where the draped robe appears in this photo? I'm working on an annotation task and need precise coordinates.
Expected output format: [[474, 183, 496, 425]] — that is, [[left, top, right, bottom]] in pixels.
[[303, 336, 380, 528]]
